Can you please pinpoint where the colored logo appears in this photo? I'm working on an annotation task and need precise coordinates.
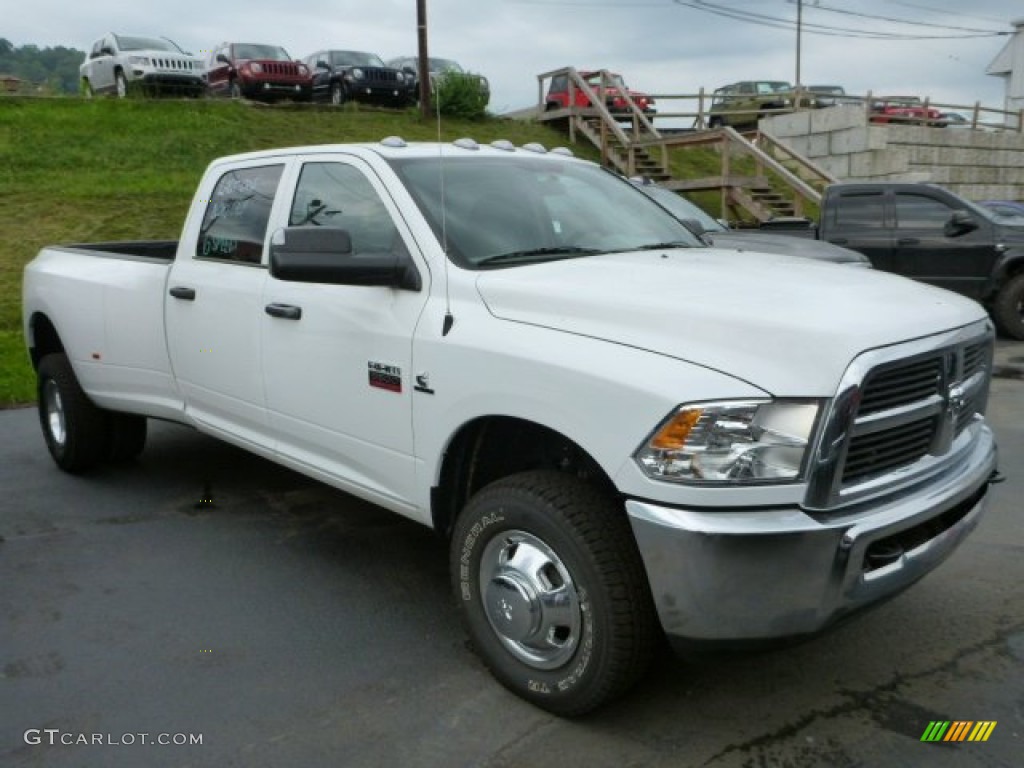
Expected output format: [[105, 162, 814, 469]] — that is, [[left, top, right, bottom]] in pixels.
[[920, 721, 996, 742]]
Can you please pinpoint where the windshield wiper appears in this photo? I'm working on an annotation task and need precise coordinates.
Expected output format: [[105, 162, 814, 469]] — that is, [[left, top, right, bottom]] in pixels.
[[475, 246, 605, 267], [628, 241, 695, 251]]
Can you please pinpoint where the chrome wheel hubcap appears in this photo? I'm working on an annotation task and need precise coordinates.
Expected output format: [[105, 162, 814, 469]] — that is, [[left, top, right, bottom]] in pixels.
[[43, 380, 66, 447], [479, 530, 581, 669]]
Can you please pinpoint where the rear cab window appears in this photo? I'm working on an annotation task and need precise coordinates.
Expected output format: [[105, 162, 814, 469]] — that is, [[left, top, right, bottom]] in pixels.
[[196, 164, 284, 264]]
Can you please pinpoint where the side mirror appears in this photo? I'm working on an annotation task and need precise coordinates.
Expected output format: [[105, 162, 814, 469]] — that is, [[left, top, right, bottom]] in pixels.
[[101, 47, 115, 57], [216, 54, 231, 66], [680, 218, 707, 237], [944, 210, 978, 238], [402, 66, 416, 76], [269, 227, 420, 291], [316, 59, 329, 70]]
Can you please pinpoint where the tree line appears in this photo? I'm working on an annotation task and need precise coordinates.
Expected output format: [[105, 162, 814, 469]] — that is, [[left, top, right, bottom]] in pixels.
[[1, 39, 84, 94]]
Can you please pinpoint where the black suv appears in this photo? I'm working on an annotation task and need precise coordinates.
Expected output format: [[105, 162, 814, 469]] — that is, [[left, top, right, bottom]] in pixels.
[[386, 56, 490, 106], [303, 50, 414, 107]]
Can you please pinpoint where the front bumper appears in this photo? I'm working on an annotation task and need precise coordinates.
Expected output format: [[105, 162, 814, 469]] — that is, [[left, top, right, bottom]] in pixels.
[[626, 424, 997, 642]]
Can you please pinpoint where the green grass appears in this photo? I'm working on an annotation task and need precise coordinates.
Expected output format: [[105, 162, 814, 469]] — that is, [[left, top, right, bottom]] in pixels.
[[0, 97, 597, 406]]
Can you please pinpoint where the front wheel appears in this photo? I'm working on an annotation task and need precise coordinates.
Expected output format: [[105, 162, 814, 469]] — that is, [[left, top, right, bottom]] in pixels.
[[330, 82, 346, 105], [450, 471, 657, 716], [229, 80, 242, 99], [993, 273, 1024, 340], [114, 70, 128, 98], [37, 354, 110, 473]]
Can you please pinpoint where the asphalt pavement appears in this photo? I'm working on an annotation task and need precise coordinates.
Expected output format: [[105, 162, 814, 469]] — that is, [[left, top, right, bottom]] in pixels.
[[1, 342, 1022, 767]]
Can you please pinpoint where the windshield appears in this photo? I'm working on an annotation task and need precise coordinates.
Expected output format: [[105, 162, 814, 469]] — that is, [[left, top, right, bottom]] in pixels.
[[429, 58, 463, 73], [388, 156, 700, 269], [331, 51, 386, 67], [234, 44, 291, 61], [638, 186, 725, 232], [116, 36, 182, 53], [585, 73, 626, 89], [757, 81, 792, 94]]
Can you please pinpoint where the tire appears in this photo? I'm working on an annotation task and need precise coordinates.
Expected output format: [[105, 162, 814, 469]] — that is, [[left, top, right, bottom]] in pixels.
[[450, 471, 657, 716], [330, 82, 346, 106], [37, 353, 110, 473], [708, 116, 723, 129], [229, 80, 242, 99], [993, 273, 1024, 340], [81, 79, 94, 99], [115, 70, 128, 99], [105, 413, 147, 463]]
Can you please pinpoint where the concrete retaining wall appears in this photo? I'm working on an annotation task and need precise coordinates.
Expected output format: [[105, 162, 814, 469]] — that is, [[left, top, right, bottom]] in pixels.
[[762, 106, 1024, 201]]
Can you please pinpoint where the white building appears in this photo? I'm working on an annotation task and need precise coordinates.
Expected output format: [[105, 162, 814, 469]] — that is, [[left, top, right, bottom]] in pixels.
[[987, 18, 1024, 128]]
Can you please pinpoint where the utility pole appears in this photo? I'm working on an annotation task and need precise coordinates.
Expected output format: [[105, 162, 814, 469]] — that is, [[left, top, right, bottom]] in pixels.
[[417, 0, 431, 119], [795, 0, 802, 88]]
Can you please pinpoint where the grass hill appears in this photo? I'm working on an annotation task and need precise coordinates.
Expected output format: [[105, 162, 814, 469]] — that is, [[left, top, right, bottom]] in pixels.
[[0, 97, 595, 405]]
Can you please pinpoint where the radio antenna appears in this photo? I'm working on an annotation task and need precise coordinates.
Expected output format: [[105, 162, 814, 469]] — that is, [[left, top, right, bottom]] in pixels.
[[437, 92, 454, 336]]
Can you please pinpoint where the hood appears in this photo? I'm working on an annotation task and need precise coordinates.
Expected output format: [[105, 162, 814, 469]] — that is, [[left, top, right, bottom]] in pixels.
[[702, 232, 870, 265], [475, 249, 986, 396]]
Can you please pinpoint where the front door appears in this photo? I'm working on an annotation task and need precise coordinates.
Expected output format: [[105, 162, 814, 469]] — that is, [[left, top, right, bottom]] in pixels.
[[260, 156, 430, 511]]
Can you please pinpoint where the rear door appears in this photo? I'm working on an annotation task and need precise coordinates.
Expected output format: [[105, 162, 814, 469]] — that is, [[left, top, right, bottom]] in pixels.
[[824, 188, 895, 270], [260, 155, 430, 510], [165, 159, 286, 447]]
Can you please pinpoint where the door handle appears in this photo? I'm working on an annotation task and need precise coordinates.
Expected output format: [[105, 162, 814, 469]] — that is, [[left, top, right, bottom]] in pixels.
[[897, 237, 920, 246], [169, 286, 196, 300], [265, 303, 302, 320], [828, 238, 848, 245]]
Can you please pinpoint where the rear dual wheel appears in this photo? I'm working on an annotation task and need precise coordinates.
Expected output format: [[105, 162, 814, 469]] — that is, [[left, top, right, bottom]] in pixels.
[[37, 353, 146, 473]]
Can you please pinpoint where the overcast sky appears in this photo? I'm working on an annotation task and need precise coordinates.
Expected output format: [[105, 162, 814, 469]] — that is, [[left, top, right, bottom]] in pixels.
[[5, 0, 1017, 119]]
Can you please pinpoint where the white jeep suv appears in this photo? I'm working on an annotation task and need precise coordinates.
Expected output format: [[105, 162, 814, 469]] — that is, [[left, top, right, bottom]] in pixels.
[[80, 33, 205, 98]]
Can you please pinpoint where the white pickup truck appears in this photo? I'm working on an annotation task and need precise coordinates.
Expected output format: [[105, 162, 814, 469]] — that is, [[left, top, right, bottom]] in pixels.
[[22, 138, 1000, 715]]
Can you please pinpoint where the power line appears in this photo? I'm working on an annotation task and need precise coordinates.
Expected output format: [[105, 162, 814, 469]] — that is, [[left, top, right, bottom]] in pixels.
[[788, 1, 1006, 35], [673, 1, 1009, 39], [884, 0, 1009, 26]]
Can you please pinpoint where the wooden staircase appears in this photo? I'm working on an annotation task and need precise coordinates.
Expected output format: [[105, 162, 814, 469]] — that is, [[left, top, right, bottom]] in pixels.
[[537, 68, 837, 223]]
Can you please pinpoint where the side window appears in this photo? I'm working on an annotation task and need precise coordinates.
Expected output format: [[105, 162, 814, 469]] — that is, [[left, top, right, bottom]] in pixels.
[[196, 164, 284, 264], [895, 194, 953, 229], [289, 162, 403, 257], [834, 193, 885, 229]]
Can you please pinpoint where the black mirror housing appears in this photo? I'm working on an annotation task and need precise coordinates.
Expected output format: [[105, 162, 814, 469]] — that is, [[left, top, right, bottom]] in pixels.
[[269, 227, 420, 291], [944, 210, 979, 238]]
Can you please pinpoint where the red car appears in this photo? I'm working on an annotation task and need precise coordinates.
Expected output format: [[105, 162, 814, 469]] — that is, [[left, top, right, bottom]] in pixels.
[[546, 70, 655, 117], [869, 96, 942, 126]]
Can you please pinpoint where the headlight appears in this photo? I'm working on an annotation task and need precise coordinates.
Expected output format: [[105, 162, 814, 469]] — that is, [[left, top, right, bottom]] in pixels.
[[249, 62, 263, 74], [298, 65, 309, 76], [634, 399, 820, 484], [129, 56, 151, 66], [352, 68, 364, 80]]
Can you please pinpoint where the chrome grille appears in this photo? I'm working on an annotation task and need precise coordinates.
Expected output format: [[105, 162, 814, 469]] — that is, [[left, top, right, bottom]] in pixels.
[[805, 325, 993, 510]]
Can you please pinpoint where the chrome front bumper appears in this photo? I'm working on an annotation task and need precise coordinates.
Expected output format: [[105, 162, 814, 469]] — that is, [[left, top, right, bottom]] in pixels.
[[626, 425, 997, 642]]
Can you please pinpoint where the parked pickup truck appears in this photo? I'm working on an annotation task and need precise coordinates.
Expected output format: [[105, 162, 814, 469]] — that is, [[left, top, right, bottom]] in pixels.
[[23, 139, 1000, 715], [760, 182, 1024, 340]]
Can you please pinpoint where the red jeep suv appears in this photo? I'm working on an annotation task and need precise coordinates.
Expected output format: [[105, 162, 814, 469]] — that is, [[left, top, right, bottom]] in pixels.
[[546, 70, 655, 117], [206, 42, 312, 102]]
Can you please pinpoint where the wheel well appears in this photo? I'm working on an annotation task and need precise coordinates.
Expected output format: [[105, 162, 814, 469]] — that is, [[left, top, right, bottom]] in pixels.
[[431, 416, 615, 538], [27, 313, 64, 370]]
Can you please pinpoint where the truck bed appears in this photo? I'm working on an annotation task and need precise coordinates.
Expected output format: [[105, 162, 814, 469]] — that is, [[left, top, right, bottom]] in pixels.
[[49, 240, 179, 262]]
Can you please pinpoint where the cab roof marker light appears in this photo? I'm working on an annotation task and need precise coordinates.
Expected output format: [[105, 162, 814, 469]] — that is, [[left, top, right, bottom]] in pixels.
[[380, 136, 407, 148], [453, 138, 480, 150], [521, 142, 547, 154], [550, 147, 574, 157], [490, 139, 516, 151]]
